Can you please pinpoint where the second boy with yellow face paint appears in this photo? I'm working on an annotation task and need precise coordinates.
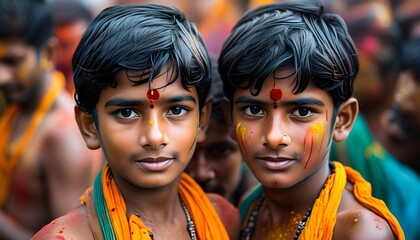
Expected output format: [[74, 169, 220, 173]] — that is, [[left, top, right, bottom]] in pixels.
[[219, 0, 405, 239]]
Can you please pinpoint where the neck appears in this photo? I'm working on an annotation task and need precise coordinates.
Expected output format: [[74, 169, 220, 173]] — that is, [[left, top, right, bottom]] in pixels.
[[114, 173, 183, 223], [263, 161, 331, 213]]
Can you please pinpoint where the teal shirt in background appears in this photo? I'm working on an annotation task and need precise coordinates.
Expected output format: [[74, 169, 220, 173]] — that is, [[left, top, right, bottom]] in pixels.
[[331, 114, 420, 240]]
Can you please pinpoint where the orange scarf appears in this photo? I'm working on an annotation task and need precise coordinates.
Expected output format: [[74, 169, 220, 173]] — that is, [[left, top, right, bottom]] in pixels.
[[300, 161, 405, 239], [0, 72, 64, 208], [81, 164, 229, 239]]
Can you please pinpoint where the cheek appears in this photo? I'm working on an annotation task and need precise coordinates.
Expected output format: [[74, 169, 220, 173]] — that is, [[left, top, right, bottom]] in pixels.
[[235, 122, 256, 158], [303, 121, 326, 168]]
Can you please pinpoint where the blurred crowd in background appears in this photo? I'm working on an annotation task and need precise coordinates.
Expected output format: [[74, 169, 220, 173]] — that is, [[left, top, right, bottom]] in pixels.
[[1, 0, 420, 239]]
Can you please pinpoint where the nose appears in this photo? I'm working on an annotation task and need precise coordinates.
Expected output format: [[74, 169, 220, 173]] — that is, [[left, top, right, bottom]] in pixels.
[[0, 64, 14, 85], [263, 114, 291, 149], [140, 114, 169, 150], [188, 150, 215, 183]]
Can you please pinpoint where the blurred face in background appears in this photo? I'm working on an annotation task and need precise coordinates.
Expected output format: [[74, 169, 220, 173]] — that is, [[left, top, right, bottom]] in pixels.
[[0, 39, 45, 104], [186, 115, 243, 201], [381, 71, 420, 168]]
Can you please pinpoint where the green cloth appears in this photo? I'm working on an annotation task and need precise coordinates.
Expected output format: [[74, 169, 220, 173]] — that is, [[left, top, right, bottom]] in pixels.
[[331, 114, 420, 240]]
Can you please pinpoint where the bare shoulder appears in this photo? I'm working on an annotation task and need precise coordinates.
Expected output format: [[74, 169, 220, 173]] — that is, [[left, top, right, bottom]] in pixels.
[[334, 208, 395, 240], [32, 205, 94, 240], [207, 193, 240, 239]]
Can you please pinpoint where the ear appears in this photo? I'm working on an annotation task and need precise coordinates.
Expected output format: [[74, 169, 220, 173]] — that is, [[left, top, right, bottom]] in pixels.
[[40, 37, 58, 70], [197, 97, 213, 143], [333, 98, 359, 142], [221, 97, 237, 141], [75, 106, 101, 149]]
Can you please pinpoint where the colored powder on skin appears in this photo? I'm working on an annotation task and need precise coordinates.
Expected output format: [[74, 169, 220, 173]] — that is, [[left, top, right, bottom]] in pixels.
[[149, 119, 155, 126], [235, 122, 249, 157], [304, 122, 324, 168], [0, 41, 5, 56]]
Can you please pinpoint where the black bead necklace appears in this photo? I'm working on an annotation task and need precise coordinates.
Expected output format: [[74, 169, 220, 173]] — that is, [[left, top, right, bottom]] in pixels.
[[180, 195, 197, 240], [240, 196, 313, 240]]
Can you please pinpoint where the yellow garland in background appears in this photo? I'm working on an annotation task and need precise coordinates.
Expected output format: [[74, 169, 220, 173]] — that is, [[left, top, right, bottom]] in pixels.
[[0, 72, 64, 208]]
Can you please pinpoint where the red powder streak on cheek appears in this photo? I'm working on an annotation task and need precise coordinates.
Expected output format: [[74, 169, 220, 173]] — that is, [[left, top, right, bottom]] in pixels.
[[304, 136, 314, 168], [317, 133, 325, 161], [55, 236, 65, 240], [240, 136, 249, 159], [326, 110, 328, 121], [58, 227, 65, 234]]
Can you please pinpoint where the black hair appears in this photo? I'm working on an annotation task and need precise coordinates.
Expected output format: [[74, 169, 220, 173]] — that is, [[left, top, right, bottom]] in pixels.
[[52, 0, 93, 26], [0, 0, 52, 49], [401, 37, 420, 82], [208, 54, 226, 124], [219, 0, 359, 108], [73, 4, 211, 113]]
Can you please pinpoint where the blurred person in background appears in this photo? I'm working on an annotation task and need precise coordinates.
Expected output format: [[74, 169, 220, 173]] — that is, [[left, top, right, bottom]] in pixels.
[[0, 0, 102, 238], [52, 0, 94, 93], [378, 37, 420, 175], [185, 55, 258, 207], [329, 2, 420, 239], [394, 0, 420, 41], [186, 0, 241, 56], [343, 2, 402, 138]]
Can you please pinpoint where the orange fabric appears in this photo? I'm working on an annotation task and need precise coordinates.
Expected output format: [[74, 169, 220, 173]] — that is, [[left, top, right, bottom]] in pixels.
[[345, 165, 405, 239], [0, 72, 64, 208], [300, 161, 405, 239], [82, 164, 229, 239]]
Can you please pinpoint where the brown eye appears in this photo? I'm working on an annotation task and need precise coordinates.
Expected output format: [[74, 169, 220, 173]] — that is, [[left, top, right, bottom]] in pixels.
[[243, 105, 264, 116], [114, 108, 138, 119], [167, 106, 189, 117]]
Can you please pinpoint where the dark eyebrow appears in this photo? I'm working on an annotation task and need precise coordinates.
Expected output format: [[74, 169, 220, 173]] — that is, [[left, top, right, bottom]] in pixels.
[[234, 96, 325, 106], [283, 98, 325, 107], [105, 95, 196, 107], [105, 98, 146, 107], [234, 96, 265, 105], [166, 95, 197, 104]]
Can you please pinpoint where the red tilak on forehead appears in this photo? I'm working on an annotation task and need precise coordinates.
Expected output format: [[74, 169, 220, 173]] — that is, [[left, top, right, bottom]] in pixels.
[[147, 89, 160, 108], [270, 88, 282, 109]]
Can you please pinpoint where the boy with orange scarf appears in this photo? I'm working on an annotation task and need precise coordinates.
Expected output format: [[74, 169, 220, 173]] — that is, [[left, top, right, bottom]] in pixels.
[[218, 0, 404, 239], [0, 0, 102, 239], [33, 4, 238, 240]]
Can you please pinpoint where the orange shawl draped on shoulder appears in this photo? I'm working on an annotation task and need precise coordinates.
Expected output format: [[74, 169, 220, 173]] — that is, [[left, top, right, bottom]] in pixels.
[[81, 164, 229, 240], [301, 161, 405, 239], [0, 72, 64, 208], [241, 161, 405, 239]]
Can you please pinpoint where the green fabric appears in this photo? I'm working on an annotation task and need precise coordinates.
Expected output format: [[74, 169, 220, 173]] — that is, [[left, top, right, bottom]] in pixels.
[[239, 184, 263, 225], [331, 114, 420, 240], [93, 168, 117, 240]]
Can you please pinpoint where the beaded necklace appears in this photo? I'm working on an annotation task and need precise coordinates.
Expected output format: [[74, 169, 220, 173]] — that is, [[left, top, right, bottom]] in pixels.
[[240, 196, 312, 240], [180, 195, 197, 240]]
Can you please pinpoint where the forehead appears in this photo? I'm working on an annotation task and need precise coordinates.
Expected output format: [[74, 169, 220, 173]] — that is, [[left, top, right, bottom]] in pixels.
[[0, 38, 31, 58], [233, 68, 331, 102], [100, 68, 197, 100]]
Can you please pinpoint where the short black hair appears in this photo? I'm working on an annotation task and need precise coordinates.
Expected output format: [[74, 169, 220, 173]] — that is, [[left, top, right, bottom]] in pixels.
[[0, 0, 53, 48], [52, 0, 93, 26], [401, 37, 420, 82], [73, 4, 211, 113], [219, 0, 359, 108]]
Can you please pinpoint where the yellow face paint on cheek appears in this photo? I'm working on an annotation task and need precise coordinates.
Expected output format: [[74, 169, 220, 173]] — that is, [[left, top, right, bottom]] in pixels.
[[235, 122, 249, 157], [303, 122, 325, 168]]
